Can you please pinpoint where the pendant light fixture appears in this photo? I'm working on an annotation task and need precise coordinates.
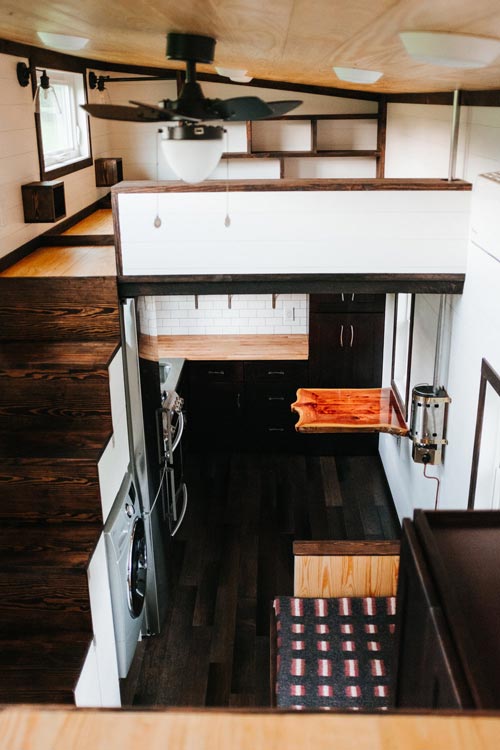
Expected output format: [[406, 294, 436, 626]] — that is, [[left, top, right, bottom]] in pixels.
[[33, 69, 61, 114], [160, 123, 225, 183]]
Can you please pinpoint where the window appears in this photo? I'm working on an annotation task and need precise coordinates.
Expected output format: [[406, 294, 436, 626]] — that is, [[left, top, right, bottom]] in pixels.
[[36, 68, 92, 178], [391, 293, 415, 419]]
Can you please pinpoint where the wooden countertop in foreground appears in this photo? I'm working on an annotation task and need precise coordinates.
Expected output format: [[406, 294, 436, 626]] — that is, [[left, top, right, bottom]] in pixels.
[[143, 334, 308, 361], [292, 387, 408, 436], [2, 708, 500, 750]]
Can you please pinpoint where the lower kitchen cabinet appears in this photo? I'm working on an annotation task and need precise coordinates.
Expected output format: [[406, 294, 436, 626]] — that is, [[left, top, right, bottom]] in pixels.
[[187, 359, 308, 451]]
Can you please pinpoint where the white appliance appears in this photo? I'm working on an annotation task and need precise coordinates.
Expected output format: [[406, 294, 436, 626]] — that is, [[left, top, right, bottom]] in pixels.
[[104, 471, 147, 678]]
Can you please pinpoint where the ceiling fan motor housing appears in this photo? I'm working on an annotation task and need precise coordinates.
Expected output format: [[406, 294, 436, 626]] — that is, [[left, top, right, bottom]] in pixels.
[[166, 33, 216, 64]]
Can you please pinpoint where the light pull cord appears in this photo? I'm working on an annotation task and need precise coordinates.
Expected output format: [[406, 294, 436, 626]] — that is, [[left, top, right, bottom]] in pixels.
[[154, 128, 162, 228], [423, 463, 441, 509], [224, 128, 231, 227]]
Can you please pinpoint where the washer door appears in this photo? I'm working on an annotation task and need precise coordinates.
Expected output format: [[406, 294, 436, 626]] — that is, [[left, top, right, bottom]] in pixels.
[[127, 517, 147, 618]]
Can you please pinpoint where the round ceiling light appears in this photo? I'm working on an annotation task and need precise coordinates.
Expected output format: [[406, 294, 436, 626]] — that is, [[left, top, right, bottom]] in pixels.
[[333, 67, 383, 84], [215, 66, 253, 83], [37, 32, 89, 50], [399, 31, 500, 68]]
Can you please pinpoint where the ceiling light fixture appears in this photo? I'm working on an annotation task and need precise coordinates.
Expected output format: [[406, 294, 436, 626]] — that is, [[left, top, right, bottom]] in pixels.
[[399, 31, 500, 68], [160, 123, 225, 183], [36, 32, 89, 50], [215, 66, 253, 83], [333, 66, 383, 84]]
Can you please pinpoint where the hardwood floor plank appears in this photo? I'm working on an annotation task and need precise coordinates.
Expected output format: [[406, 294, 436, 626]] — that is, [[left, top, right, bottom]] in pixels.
[[132, 449, 399, 708]]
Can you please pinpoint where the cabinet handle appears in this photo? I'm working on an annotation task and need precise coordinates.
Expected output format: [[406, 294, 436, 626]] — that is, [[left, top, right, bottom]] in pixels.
[[208, 370, 225, 375], [237, 392, 241, 409], [268, 427, 285, 432], [267, 370, 285, 376], [340, 324, 344, 348], [350, 325, 354, 348], [268, 396, 285, 401], [341, 293, 345, 302], [351, 293, 355, 302]]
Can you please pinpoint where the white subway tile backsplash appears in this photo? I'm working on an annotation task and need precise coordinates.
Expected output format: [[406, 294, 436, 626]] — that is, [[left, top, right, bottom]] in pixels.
[[154, 294, 309, 335]]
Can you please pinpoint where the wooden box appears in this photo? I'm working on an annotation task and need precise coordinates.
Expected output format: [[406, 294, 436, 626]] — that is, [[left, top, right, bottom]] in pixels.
[[95, 158, 123, 187], [21, 180, 66, 223]]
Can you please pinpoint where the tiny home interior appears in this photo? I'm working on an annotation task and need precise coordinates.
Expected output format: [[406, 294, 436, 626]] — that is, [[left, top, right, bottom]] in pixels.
[[3, 2, 500, 746]]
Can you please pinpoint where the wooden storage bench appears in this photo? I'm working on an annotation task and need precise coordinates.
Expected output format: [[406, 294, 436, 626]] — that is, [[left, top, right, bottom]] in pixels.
[[271, 540, 400, 710]]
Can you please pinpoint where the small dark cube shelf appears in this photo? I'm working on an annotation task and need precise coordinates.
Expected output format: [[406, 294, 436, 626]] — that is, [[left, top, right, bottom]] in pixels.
[[21, 180, 66, 223], [95, 157, 123, 187]]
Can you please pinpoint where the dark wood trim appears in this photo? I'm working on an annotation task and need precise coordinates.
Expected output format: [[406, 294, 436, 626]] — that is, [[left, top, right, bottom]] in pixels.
[[118, 273, 466, 298], [112, 190, 124, 277], [112, 178, 472, 194], [386, 92, 455, 105], [391, 293, 415, 421], [468, 359, 500, 509], [38, 234, 114, 247], [259, 113, 380, 121], [42, 197, 107, 237], [0, 197, 108, 270], [41, 157, 94, 182], [221, 150, 379, 160], [293, 540, 400, 555], [376, 97, 387, 179], [0, 236, 41, 273], [269, 605, 277, 708]]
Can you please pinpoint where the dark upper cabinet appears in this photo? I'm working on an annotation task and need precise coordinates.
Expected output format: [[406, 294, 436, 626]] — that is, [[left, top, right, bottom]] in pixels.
[[309, 311, 385, 388]]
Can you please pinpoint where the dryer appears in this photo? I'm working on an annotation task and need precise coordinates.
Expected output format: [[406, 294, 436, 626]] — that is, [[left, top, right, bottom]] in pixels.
[[104, 471, 147, 678]]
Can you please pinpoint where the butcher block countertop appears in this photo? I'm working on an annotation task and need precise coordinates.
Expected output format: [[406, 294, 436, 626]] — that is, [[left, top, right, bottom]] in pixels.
[[142, 334, 308, 361], [292, 387, 408, 436]]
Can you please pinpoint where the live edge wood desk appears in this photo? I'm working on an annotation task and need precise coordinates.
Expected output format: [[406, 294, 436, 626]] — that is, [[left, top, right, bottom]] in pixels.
[[291, 387, 408, 436]]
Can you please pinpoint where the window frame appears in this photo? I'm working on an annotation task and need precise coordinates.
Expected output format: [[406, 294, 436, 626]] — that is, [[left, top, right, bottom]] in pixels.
[[391, 293, 415, 420], [34, 65, 93, 180], [468, 359, 500, 509]]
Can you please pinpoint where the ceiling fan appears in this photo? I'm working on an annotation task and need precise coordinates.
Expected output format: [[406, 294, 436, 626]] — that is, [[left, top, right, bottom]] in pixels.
[[82, 32, 302, 123]]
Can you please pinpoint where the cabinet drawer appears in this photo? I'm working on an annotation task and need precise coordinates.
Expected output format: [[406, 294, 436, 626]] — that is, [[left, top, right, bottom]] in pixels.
[[246, 384, 298, 423], [310, 293, 386, 313], [189, 361, 244, 383], [244, 360, 308, 383]]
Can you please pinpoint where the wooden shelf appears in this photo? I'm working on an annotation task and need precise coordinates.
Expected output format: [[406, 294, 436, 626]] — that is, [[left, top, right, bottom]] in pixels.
[[222, 150, 379, 159], [291, 386, 409, 435]]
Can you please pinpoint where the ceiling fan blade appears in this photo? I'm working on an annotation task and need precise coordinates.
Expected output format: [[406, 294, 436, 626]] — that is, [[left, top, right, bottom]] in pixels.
[[129, 101, 200, 122], [82, 103, 164, 122], [212, 96, 274, 121], [266, 100, 303, 117]]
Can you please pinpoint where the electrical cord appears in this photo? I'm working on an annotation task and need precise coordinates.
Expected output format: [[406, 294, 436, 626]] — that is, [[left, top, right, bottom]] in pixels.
[[143, 462, 167, 517], [422, 458, 441, 509]]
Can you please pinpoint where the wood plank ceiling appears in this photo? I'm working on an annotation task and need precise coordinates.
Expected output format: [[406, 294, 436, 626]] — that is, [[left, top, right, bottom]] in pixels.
[[2, 0, 500, 93]]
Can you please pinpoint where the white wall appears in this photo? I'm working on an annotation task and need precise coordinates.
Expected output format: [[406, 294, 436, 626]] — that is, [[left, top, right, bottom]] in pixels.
[[118, 189, 470, 276], [0, 53, 112, 260]]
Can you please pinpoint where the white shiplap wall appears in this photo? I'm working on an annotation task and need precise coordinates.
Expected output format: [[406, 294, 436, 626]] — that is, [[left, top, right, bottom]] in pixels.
[[0, 53, 112, 260]]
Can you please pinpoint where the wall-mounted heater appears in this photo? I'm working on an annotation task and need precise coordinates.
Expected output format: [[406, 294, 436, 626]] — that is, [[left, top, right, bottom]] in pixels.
[[409, 385, 451, 465]]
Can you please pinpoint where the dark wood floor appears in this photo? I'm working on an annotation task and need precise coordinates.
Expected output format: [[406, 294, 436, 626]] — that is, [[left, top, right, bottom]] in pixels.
[[125, 451, 400, 708]]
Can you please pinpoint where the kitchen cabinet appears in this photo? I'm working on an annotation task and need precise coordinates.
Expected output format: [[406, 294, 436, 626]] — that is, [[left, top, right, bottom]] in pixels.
[[187, 359, 308, 451], [308, 294, 385, 388], [393, 510, 500, 710]]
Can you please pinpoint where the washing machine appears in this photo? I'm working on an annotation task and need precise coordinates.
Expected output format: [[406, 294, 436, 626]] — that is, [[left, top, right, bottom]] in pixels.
[[104, 471, 147, 678]]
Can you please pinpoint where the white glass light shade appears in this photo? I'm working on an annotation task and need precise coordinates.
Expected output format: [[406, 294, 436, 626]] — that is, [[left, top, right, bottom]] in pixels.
[[37, 32, 89, 50], [161, 126, 224, 183], [399, 32, 500, 68], [333, 67, 383, 84]]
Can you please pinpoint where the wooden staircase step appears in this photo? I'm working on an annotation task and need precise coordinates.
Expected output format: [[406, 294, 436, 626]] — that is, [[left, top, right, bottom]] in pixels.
[[0, 636, 91, 703], [0, 567, 92, 638], [0, 523, 101, 568], [0, 341, 120, 370], [0, 458, 103, 523], [0, 375, 112, 417], [0, 421, 113, 459], [0, 277, 120, 341]]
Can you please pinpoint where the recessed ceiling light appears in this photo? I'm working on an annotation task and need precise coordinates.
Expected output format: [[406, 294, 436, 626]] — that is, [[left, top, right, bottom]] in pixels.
[[37, 32, 89, 51], [399, 31, 500, 68], [215, 66, 253, 83], [333, 67, 383, 84]]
